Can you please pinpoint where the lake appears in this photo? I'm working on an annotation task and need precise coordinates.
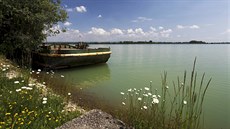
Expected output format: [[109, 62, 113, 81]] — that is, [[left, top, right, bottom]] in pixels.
[[56, 44, 229, 129]]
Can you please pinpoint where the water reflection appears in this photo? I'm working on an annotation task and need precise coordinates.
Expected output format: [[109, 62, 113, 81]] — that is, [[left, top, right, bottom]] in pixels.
[[33, 63, 112, 110], [56, 64, 112, 110], [57, 64, 111, 88]]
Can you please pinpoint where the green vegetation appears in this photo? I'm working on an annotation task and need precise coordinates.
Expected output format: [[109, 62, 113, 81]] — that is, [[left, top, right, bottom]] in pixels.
[[189, 40, 206, 44], [119, 58, 211, 129], [0, 57, 81, 128], [0, 0, 67, 66]]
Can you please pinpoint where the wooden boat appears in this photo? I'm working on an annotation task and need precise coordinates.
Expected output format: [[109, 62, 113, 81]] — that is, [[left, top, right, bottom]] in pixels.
[[32, 43, 111, 69]]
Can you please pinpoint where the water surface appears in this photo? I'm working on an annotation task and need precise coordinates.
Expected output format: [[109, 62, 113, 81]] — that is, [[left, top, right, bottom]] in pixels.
[[57, 44, 229, 129]]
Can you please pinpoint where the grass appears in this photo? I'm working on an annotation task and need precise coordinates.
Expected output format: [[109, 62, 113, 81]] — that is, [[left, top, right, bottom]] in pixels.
[[0, 57, 81, 129], [119, 58, 212, 129]]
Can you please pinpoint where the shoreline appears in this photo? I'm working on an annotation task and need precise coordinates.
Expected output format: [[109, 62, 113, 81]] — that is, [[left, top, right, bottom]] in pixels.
[[46, 42, 230, 45], [0, 55, 128, 128]]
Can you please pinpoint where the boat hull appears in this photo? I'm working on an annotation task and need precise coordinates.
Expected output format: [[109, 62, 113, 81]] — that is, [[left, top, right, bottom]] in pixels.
[[32, 51, 111, 69]]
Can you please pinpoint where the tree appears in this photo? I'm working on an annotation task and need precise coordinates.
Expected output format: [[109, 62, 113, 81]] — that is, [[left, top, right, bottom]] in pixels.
[[0, 0, 67, 66]]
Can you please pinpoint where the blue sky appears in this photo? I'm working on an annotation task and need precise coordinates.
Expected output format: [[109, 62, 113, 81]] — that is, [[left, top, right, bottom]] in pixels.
[[47, 0, 230, 42]]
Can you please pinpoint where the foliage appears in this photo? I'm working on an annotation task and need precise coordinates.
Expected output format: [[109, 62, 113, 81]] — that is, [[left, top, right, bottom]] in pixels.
[[0, 62, 80, 128], [119, 58, 212, 129], [0, 0, 67, 66]]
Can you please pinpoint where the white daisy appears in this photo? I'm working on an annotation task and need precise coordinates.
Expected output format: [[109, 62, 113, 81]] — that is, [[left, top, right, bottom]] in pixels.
[[14, 81, 20, 84], [183, 100, 187, 105], [144, 87, 150, 91], [152, 98, 159, 104]]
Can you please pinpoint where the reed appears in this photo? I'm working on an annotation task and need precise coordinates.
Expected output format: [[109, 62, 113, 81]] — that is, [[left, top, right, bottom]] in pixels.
[[119, 58, 211, 129]]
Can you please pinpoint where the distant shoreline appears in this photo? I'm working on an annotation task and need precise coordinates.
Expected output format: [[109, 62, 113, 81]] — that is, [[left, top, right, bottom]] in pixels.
[[46, 42, 230, 45]]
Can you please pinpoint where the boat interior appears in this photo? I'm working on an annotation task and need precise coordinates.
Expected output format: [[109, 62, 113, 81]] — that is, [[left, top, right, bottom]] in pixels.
[[40, 43, 89, 50]]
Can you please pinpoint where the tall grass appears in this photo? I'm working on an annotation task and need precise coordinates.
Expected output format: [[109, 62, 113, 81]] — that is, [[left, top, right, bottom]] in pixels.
[[0, 61, 81, 128], [119, 58, 212, 129]]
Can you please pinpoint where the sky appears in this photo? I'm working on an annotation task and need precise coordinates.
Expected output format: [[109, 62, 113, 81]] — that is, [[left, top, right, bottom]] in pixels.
[[47, 0, 230, 42]]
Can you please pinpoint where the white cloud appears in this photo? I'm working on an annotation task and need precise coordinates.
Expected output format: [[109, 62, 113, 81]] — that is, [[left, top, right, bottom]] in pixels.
[[47, 28, 81, 42], [66, 8, 73, 12], [73, 29, 80, 33], [132, 17, 152, 22], [111, 28, 123, 35], [88, 27, 110, 36], [150, 27, 157, 31], [177, 25, 200, 29], [148, 27, 158, 35], [64, 28, 80, 34], [190, 25, 200, 29], [131, 20, 138, 23], [64, 21, 72, 26], [138, 17, 152, 21], [126, 28, 145, 36], [160, 29, 173, 37], [135, 28, 145, 35], [177, 25, 185, 29], [131, 20, 138, 22], [226, 29, 230, 33], [75, 6, 87, 13], [159, 26, 164, 30], [47, 26, 175, 42], [98, 15, 102, 18], [127, 29, 135, 34], [161, 29, 172, 33], [221, 29, 230, 35]]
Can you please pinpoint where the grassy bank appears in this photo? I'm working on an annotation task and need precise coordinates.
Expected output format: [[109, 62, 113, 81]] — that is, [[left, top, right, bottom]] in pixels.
[[0, 56, 81, 128], [118, 58, 212, 129]]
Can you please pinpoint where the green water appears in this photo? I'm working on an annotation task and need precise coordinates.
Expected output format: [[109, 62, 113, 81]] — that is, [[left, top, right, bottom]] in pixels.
[[57, 44, 229, 129]]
